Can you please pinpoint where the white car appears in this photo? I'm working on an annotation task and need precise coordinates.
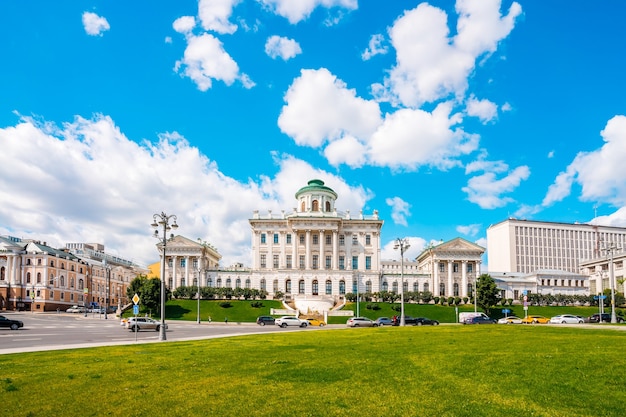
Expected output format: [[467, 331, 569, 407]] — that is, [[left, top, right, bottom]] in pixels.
[[549, 314, 584, 324], [66, 305, 87, 313], [497, 316, 522, 324], [125, 317, 167, 332], [275, 316, 308, 328]]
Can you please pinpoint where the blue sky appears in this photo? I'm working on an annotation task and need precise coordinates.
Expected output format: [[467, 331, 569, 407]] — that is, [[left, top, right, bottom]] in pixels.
[[1, 0, 626, 268]]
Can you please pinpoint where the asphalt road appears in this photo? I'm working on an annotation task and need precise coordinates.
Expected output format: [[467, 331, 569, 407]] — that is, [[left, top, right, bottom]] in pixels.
[[0, 312, 319, 355]]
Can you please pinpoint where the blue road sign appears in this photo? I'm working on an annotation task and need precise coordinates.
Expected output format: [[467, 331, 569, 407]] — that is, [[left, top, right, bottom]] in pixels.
[[594, 295, 607, 300], [133, 305, 139, 315]]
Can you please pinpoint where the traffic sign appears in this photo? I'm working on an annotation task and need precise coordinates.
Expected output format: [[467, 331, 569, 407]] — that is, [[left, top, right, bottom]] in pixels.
[[502, 309, 511, 314], [133, 305, 139, 315], [132, 293, 140, 304], [594, 295, 607, 300]]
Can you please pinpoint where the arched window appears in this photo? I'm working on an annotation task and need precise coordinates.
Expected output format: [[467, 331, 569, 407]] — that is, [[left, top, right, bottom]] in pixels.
[[423, 282, 429, 293], [0, 266, 5, 281], [366, 280, 372, 293], [312, 200, 319, 211], [298, 280, 305, 294], [78, 279, 84, 290], [339, 280, 345, 295], [60, 276, 65, 287], [392, 282, 398, 293], [70, 278, 75, 288], [382, 281, 388, 292], [50, 260, 54, 267], [439, 283, 445, 296], [26, 259, 31, 265], [245, 279, 251, 289], [235, 278, 241, 288], [285, 279, 291, 293], [193, 278, 198, 287], [260, 279, 266, 291], [26, 272, 32, 284], [37, 272, 42, 283], [325, 201, 331, 212], [301, 201, 305, 212], [453, 282, 459, 296], [208, 277, 213, 287], [168, 277, 174, 288], [413, 282, 419, 292], [273, 279, 278, 293], [403, 281, 408, 293], [325, 280, 332, 294], [61, 263, 65, 270], [181, 278, 186, 287], [226, 278, 232, 288], [216, 278, 222, 287], [312, 280, 319, 295]]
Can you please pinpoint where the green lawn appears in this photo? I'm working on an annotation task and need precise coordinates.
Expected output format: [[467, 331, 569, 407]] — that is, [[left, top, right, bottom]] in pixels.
[[2, 326, 626, 416]]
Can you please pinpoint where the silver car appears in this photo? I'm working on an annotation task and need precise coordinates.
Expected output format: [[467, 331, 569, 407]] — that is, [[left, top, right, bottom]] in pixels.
[[346, 317, 378, 327], [125, 317, 167, 332]]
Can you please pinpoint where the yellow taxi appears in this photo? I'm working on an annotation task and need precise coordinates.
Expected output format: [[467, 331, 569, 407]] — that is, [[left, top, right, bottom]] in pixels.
[[521, 315, 550, 324], [306, 318, 326, 327]]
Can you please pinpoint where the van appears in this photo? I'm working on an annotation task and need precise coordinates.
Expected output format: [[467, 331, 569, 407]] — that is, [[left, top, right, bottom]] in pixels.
[[458, 312, 489, 324]]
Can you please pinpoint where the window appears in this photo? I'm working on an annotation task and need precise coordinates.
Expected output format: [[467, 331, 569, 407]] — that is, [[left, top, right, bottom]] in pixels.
[[300, 234, 305, 244], [192, 259, 198, 269], [260, 254, 266, 268], [439, 262, 445, 273], [423, 283, 429, 293], [26, 272, 31, 284], [312, 200, 319, 211], [273, 255, 279, 269], [299, 255, 305, 269], [365, 256, 371, 270], [339, 256, 345, 270], [453, 263, 459, 273], [325, 256, 331, 269], [453, 283, 459, 296], [366, 280, 372, 293], [413, 282, 419, 292], [168, 259, 173, 267], [180, 258, 186, 267], [37, 259, 42, 265], [467, 263, 473, 273], [352, 256, 358, 270], [352, 235, 358, 245], [352, 278, 358, 293], [339, 280, 345, 295], [301, 201, 305, 212], [274, 233, 279, 244], [382, 281, 389, 292], [217, 278, 222, 287], [36, 272, 42, 283], [226, 278, 232, 288], [312, 280, 319, 295], [286, 255, 292, 269], [273, 279, 278, 293], [299, 280, 305, 294], [339, 235, 345, 246], [325, 234, 331, 245], [235, 278, 241, 288], [312, 255, 318, 269], [366, 235, 371, 245], [313, 234, 319, 245], [392, 282, 398, 293], [325, 280, 332, 295], [286, 234, 292, 244], [439, 283, 445, 296], [286, 279, 292, 293], [261, 234, 266, 244], [325, 201, 331, 212]]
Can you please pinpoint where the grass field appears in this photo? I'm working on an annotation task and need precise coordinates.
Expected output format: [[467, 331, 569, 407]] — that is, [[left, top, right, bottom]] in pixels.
[[2, 326, 626, 416]]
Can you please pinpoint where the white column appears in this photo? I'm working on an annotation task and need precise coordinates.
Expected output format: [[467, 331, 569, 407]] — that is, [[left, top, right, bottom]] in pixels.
[[292, 230, 297, 270], [433, 260, 439, 297], [305, 230, 311, 269], [346, 233, 352, 270], [268, 231, 274, 270], [461, 261, 468, 297], [185, 256, 190, 287], [280, 231, 286, 268], [171, 256, 177, 289], [332, 231, 338, 270], [447, 261, 453, 297], [320, 230, 325, 270]]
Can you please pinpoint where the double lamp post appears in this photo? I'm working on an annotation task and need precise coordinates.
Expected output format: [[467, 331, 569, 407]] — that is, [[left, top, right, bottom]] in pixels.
[[394, 238, 410, 326], [152, 212, 178, 341]]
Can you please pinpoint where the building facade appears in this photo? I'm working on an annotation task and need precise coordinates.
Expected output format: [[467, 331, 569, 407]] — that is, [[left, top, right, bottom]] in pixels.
[[487, 218, 626, 274], [155, 236, 221, 290], [579, 250, 626, 295], [0, 236, 145, 312]]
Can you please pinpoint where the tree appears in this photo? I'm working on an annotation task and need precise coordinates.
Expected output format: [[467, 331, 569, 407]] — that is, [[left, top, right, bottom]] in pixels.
[[475, 274, 500, 315], [127, 275, 169, 314]]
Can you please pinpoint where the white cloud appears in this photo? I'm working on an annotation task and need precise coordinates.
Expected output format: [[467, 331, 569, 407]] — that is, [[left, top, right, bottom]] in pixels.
[[361, 34, 388, 61], [165, 36, 173, 44], [173, 16, 196, 34], [463, 163, 530, 209], [278, 68, 382, 147], [591, 206, 626, 228], [456, 223, 481, 236], [466, 95, 498, 123], [385, 197, 411, 226], [82, 12, 110, 36], [380, 236, 427, 261], [265, 36, 302, 60], [198, 0, 239, 34], [375, 0, 521, 107], [323, 135, 367, 168], [547, 150, 554, 158], [543, 115, 626, 208], [174, 33, 254, 91], [258, 0, 358, 24], [0, 115, 371, 267]]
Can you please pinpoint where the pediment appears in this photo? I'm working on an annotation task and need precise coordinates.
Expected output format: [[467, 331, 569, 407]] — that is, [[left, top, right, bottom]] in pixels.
[[434, 237, 485, 253]]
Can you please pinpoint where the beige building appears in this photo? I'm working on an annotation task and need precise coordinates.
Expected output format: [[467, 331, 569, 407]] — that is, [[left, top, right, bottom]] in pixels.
[[579, 249, 626, 295], [487, 218, 626, 274], [0, 236, 144, 312], [156, 236, 221, 290]]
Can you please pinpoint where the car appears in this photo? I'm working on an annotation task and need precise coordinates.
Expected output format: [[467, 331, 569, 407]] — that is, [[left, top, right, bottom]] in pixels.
[[391, 315, 419, 325], [275, 316, 308, 328], [66, 305, 87, 313], [256, 316, 275, 326], [465, 316, 496, 324], [374, 317, 394, 326], [0, 315, 24, 330], [549, 314, 584, 324], [346, 317, 378, 327], [498, 316, 523, 324], [125, 317, 166, 332], [306, 318, 326, 327], [413, 317, 440, 326], [521, 315, 550, 324], [588, 313, 625, 323]]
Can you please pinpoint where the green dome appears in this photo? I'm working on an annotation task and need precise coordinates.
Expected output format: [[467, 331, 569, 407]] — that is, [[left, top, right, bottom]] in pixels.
[[295, 179, 337, 199]]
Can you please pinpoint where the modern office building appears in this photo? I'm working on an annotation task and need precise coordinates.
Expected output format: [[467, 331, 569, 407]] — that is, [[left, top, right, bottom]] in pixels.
[[487, 218, 626, 274]]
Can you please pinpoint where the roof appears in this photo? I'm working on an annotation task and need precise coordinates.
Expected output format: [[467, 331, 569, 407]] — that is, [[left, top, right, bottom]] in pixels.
[[295, 179, 337, 199]]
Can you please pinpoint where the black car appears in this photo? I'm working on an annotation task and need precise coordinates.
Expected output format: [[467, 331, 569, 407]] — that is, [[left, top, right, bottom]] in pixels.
[[465, 316, 496, 324], [588, 313, 624, 323], [391, 316, 420, 326], [0, 315, 24, 330], [256, 316, 275, 326], [414, 317, 439, 326]]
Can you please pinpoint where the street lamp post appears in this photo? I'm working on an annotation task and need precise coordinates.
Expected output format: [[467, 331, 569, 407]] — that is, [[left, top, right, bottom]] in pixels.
[[393, 238, 410, 327], [152, 212, 178, 341], [104, 259, 110, 320], [601, 242, 621, 323], [196, 266, 202, 324]]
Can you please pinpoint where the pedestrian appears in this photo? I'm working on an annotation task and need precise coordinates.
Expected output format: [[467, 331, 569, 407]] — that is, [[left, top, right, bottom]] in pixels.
[[224, 317, 228, 324], [208, 316, 212, 324]]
